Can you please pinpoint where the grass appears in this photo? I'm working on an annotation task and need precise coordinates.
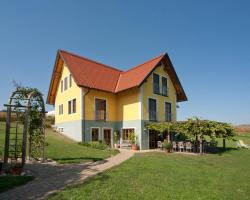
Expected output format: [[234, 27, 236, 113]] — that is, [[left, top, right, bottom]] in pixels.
[[0, 122, 118, 164], [45, 129, 118, 164], [49, 135, 250, 200], [0, 176, 34, 193]]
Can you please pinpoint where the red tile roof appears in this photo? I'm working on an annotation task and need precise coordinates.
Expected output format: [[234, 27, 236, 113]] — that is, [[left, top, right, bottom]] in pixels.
[[47, 49, 187, 104], [115, 54, 164, 92], [59, 50, 121, 93]]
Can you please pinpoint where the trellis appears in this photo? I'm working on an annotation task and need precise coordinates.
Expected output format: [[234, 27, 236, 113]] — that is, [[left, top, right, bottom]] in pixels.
[[3, 88, 45, 168]]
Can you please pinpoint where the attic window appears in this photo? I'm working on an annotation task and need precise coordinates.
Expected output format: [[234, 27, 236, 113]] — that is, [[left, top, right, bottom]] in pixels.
[[153, 73, 160, 94]]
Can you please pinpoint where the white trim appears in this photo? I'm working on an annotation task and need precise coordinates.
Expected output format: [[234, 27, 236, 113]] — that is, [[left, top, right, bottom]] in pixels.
[[102, 127, 113, 147], [90, 127, 101, 141]]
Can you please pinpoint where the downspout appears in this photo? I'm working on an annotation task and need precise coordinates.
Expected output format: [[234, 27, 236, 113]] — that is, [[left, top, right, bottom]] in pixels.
[[82, 88, 90, 141]]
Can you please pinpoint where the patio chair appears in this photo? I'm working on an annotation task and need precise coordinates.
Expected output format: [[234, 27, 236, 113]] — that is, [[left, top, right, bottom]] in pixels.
[[237, 140, 249, 149], [185, 142, 192, 152], [157, 141, 163, 149], [172, 141, 177, 151], [178, 141, 184, 152]]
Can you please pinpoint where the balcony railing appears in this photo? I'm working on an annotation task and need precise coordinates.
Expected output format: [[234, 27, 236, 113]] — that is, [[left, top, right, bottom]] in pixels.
[[95, 110, 107, 121]]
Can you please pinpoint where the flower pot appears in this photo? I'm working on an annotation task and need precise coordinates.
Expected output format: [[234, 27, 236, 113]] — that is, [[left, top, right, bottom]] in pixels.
[[10, 166, 23, 176], [131, 144, 138, 150]]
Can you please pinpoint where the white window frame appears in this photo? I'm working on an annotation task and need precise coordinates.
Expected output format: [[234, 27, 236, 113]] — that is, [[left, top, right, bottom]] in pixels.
[[164, 100, 172, 122], [94, 97, 108, 121], [102, 127, 113, 147], [120, 127, 136, 143], [68, 99, 76, 115], [90, 127, 100, 141], [148, 97, 158, 121]]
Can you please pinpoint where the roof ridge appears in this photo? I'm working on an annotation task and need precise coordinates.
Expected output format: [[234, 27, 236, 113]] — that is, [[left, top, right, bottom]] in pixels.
[[59, 49, 123, 72], [114, 73, 122, 92], [122, 53, 165, 74]]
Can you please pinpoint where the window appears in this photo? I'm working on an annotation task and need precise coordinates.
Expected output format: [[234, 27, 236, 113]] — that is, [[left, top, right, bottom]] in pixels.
[[149, 98, 157, 121], [72, 99, 76, 113], [59, 104, 63, 115], [69, 74, 72, 88], [162, 77, 168, 96], [165, 102, 172, 122], [68, 99, 76, 114], [122, 128, 134, 140], [61, 80, 63, 92], [91, 128, 99, 141], [153, 73, 160, 94], [64, 77, 68, 91], [68, 100, 72, 114], [95, 98, 106, 120]]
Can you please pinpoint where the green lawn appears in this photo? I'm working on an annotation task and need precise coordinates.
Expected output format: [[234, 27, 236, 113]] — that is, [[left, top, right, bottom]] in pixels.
[[50, 135, 250, 200], [45, 129, 118, 164]]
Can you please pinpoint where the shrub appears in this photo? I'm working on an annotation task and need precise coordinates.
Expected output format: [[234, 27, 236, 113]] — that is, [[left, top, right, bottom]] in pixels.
[[162, 140, 172, 149], [79, 141, 109, 150], [45, 116, 55, 128]]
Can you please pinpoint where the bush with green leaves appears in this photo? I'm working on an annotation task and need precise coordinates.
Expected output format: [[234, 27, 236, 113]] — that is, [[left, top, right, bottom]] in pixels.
[[79, 141, 109, 150]]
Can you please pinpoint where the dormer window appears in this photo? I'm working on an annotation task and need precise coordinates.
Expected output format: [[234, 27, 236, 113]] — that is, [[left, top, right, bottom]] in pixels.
[[153, 73, 160, 94]]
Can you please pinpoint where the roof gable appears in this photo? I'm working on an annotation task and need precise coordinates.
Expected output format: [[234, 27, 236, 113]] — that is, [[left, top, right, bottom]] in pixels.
[[47, 50, 187, 104]]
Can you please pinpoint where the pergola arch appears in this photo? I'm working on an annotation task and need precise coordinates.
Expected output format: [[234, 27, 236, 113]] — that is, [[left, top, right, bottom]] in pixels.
[[3, 88, 45, 168]]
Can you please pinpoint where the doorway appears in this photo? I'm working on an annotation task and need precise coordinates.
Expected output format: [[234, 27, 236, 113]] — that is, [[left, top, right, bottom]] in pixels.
[[103, 128, 111, 146]]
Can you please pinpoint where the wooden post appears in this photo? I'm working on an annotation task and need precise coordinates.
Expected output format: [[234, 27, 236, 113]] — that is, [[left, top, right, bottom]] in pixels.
[[22, 107, 29, 167], [223, 138, 226, 149], [200, 140, 203, 154], [4, 106, 11, 164]]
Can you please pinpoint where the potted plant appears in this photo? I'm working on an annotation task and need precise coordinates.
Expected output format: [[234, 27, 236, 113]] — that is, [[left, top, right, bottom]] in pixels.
[[114, 130, 120, 148], [128, 131, 138, 150], [10, 163, 23, 176], [162, 139, 172, 153]]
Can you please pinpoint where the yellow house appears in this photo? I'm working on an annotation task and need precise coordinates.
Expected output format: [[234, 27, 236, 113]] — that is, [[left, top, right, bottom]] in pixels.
[[47, 50, 187, 149]]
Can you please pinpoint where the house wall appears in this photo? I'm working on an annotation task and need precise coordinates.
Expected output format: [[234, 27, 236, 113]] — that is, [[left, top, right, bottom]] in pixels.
[[53, 62, 178, 149], [142, 63, 177, 122], [141, 63, 177, 149], [54, 63, 82, 141]]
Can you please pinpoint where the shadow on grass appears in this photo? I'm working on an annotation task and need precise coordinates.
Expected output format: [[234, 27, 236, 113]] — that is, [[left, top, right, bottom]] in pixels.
[[207, 147, 238, 156], [52, 157, 105, 164]]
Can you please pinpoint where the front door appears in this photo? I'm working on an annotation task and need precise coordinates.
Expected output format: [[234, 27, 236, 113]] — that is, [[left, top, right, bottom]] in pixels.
[[149, 130, 158, 149], [103, 129, 111, 146], [149, 130, 166, 149]]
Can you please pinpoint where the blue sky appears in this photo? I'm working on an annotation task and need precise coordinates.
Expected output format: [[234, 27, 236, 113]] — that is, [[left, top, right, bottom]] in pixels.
[[0, 0, 249, 124]]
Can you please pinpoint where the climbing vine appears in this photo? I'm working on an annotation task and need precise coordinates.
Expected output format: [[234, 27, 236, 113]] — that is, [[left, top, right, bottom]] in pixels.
[[145, 117, 236, 141], [13, 87, 45, 159]]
